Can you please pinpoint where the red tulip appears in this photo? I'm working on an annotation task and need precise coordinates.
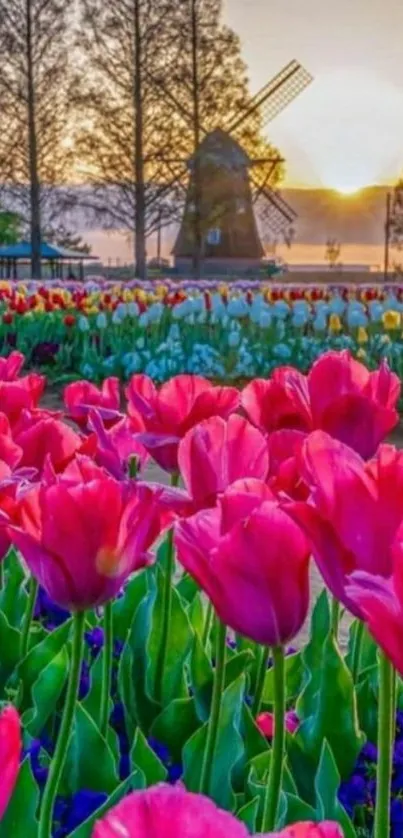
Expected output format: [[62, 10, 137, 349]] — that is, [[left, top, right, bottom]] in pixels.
[[64, 378, 121, 428], [10, 469, 172, 610], [92, 784, 342, 838], [175, 479, 310, 646], [0, 352, 24, 382], [242, 351, 400, 459], [126, 374, 239, 472], [258, 710, 299, 739], [0, 706, 21, 821], [178, 415, 269, 509], [286, 433, 403, 617], [14, 412, 97, 476], [0, 374, 45, 428]]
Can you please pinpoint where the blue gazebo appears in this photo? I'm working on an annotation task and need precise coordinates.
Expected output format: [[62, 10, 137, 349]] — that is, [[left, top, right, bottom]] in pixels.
[[0, 241, 99, 280]]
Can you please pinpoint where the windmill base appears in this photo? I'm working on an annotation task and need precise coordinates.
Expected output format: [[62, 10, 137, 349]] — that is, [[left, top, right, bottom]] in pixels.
[[174, 257, 264, 275]]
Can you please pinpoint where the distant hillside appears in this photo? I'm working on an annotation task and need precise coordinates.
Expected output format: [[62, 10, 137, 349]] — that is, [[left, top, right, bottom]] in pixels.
[[282, 186, 388, 245]]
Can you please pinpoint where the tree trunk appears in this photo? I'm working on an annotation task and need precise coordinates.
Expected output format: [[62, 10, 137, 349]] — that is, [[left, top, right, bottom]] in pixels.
[[191, 0, 202, 280], [133, 0, 146, 280], [26, 0, 41, 279]]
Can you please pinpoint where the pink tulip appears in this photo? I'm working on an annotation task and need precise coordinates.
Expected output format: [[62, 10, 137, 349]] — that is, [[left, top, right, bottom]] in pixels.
[[0, 705, 21, 821], [268, 430, 308, 500], [13, 412, 97, 476], [10, 469, 172, 610], [64, 378, 121, 428], [126, 374, 239, 472], [0, 374, 45, 428], [257, 710, 300, 739], [92, 784, 342, 838], [0, 351, 25, 382], [178, 415, 269, 509], [88, 409, 148, 480], [346, 563, 403, 677], [175, 479, 310, 646], [286, 433, 403, 617], [242, 352, 399, 459]]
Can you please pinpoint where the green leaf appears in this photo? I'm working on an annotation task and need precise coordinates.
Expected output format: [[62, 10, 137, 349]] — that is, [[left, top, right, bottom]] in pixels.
[[150, 697, 201, 763], [346, 620, 377, 678], [0, 610, 21, 696], [22, 648, 69, 738], [17, 620, 72, 709], [0, 551, 28, 629], [296, 631, 364, 779], [120, 586, 160, 734], [146, 566, 194, 706], [0, 757, 39, 838], [356, 663, 378, 744], [183, 675, 245, 811], [68, 770, 144, 838], [130, 728, 167, 785], [236, 798, 259, 832], [186, 591, 205, 639], [314, 741, 356, 838], [63, 704, 119, 795], [278, 792, 317, 828], [241, 703, 269, 764], [297, 591, 331, 719], [82, 651, 113, 736], [263, 652, 303, 706], [112, 569, 149, 643], [176, 573, 201, 605]]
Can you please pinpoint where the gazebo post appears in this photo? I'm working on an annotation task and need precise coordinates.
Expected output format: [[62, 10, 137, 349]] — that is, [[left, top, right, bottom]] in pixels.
[[80, 261, 84, 281], [13, 259, 17, 280]]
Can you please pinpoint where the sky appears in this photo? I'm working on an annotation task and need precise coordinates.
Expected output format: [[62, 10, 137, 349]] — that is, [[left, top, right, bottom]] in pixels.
[[224, 0, 403, 189]]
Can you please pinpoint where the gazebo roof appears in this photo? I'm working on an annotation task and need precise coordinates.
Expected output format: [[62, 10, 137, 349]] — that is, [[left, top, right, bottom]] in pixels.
[[0, 240, 98, 261]]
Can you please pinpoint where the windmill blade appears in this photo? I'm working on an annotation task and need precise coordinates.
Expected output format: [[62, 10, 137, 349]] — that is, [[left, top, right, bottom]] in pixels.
[[254, 181, 297, 237], [225, 60, 313, 134]]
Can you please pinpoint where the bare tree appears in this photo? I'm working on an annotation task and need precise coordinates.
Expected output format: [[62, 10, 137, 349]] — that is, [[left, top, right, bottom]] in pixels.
[[0, 0, 75, 277], [74, 0, 179, 279]]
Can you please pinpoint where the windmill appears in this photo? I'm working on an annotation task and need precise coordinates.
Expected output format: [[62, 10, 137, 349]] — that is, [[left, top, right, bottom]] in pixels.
[[169, 60, 313, 273]]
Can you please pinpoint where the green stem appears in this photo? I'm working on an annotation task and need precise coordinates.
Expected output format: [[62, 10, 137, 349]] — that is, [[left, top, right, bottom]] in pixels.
[[351, 620, 365, 682], [0, 561, 4, 589], [38, 611, 85, 838], [100, 601, 113, 739], [201, 600, 214, 650], [262, 646, 286, 832], [374, 652, 394, 838], [331, 597, 340, 639], [199, 619, 227, 795], [252, 646, 270, 717], [20, 577, 38, 659], [155, 471, 179, 703]]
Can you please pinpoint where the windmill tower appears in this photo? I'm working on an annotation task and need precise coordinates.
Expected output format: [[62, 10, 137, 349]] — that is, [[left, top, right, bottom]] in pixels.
[[172, 60, 313, 273]]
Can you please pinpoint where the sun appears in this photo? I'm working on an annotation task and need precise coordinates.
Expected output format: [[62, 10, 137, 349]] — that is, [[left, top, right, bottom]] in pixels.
[[334, 183, 364, 196]]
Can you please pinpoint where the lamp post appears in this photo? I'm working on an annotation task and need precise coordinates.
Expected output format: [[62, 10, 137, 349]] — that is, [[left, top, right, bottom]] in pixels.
[[384, 191, 392, 281]]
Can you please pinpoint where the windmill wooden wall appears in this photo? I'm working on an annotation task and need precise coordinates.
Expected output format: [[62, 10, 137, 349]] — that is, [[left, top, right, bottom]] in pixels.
[[173, 129, 264, 271]]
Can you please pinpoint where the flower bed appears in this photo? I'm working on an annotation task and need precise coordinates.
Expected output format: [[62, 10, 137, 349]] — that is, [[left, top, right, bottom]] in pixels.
[[0, 349, 402, 836], [1, 280, 403, 383]]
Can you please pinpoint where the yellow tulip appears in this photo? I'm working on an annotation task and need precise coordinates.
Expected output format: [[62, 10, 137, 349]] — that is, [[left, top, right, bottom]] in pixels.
[[329, 313, 342, 333], [382, 310, 401, 330], [357, 327, 368, 344]]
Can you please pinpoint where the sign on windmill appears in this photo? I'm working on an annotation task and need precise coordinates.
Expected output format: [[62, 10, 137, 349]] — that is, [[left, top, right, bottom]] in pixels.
[[173, 60, 313, 274]]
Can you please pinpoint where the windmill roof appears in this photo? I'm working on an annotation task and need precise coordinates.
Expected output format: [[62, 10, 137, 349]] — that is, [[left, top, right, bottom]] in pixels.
[[191, 129, 251, 169]]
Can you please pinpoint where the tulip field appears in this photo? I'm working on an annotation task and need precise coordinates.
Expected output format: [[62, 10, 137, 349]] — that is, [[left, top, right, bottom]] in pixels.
[[0, 345, 402, 837], [2, 279, 403, 385]]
